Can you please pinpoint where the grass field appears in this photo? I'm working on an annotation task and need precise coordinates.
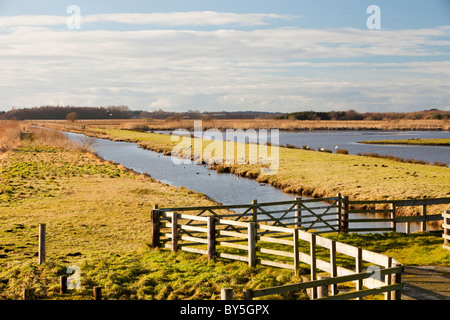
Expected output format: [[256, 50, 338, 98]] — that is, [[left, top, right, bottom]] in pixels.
[[1, 121, 449, 300], [29, 118, 450, 131], [360, 138, 450, 146]]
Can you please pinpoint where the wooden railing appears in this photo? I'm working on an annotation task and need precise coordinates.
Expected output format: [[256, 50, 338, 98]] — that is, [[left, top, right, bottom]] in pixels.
[[444, 210, 450, 251], [158, 196, 450, 235], [152, 211, 404, 300]]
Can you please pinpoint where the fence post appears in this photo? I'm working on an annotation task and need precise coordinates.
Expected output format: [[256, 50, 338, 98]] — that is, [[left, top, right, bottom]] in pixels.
[[23, 288, 35, 300], [293, 228, 299, 274], [295, 197, 302, 227], [317, 276, 329, 299], [60, 275, 68, 294], [421, 205, 427, 232], [390, 203, 396, 232], [151, 208, 161, 248], [252, 199, 258, 224], [38, 224, 46, 264], [172, 212, 179, 252], [310, 233, 317, 299], [392, 263, 403, 300], [221, 288, 233, 300], [93, 287, 102, 301], [341, 196, 349, 233], [356, 248, 363, 300], [248, 222, 256, 268], [337, 193, 342, 232], [243, 289, 254, 300], [330, 240, 337, 296], [444, 210, 450, 249], [207, 216, 216, 261]]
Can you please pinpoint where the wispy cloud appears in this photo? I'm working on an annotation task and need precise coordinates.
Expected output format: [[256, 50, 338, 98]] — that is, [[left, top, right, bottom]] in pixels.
[[0, 11, 298, 27], [0, 12, 448, 112]]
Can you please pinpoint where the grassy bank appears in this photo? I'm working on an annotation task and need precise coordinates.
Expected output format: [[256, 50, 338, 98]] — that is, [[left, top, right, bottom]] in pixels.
[[0, 128, 308, 300], [360, 138, 450, 146], [29, 118, 450, 131], [33, 122, 450, 216], [1, 124, 449, 301]]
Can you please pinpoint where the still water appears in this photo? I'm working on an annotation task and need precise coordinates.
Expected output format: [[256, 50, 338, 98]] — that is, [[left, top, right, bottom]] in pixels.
[[158, 130, 449, 165], [64, 131, 438, 233]]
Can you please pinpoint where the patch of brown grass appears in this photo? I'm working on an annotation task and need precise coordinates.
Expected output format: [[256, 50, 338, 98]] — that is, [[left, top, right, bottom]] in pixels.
[[0, 121, 21, 153]]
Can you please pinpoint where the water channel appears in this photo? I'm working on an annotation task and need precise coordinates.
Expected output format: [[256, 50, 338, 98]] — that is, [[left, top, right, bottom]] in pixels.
[[63, 130, 442, 233]]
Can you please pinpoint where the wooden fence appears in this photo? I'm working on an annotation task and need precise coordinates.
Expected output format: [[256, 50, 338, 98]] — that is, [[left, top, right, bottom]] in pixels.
[[152, 210, 403, 300], [444, 210, 450, 251], [158, 196, 450, 235]]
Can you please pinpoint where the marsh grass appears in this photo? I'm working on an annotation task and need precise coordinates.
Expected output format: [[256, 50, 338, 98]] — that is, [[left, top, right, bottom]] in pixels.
[[46, 125, 450, 215]]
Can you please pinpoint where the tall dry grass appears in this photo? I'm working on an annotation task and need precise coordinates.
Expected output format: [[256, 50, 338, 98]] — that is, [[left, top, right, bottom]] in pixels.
[[0, 121, 21, 153], [28, 126, 95, 152]]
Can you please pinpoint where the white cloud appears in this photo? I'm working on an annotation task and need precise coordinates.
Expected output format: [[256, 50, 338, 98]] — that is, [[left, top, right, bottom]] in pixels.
[[0, 15, 449, 112], [0, 11, 297, 28]]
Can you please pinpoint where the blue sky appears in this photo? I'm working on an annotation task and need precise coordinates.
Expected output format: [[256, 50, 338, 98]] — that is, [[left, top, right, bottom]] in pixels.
[[1, 0, 449, 113]]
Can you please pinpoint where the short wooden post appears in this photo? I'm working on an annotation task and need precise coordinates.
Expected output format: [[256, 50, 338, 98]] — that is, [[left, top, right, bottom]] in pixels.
[[221, 288, 233, 300], [336, 193, 342, 231], [60, 275, 68, 294], [293, 228, 299, 274], [171, 212, 179, 252], [310, 233, 317, 299], [251, 199, 258, 224], [248, 222, 256, 268], [295, 197, 302, 227], [151, 209, 161, 248], [392, 263, 403, 300], [356, 248, 363, 300], [23, 288, 35, 300], [243, 289, 254, 300], [93, 287, 102, 301], [317, 276, 329, 299], [421, 205, 427, 232], [341, 196, 349, 233], [207, 216, 216, 261], [390, 203, 397, 232], [38, 224, 46, 264], [330, 240, 337, 295], [405, 221, 411, 234]]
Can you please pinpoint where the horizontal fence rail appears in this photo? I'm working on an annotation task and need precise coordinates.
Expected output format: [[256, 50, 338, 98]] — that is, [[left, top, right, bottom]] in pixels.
[[152, 209, 404, 300], [154, 196, 448, 300], [159, 196, 450, 235]]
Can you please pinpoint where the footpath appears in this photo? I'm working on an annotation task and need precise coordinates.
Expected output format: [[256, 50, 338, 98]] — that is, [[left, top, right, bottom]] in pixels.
[[401, 266, 450, 300]]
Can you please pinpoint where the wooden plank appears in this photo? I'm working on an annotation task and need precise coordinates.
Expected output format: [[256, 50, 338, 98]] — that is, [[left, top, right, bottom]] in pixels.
[[362, 249, 390, 267], [258, 236, 294, 246], [181, 247, 208, 255], [219, 241, 248, 251], [396, 214, 443, 223], [259, 259, 293, 270], [218, 230, 248, 239], [258, 223, 295, 233], [335, 242, 359, 257], [319, 284, 402, 300], [348, 227, 394, 233], [179, 235, 209, 244], [179, 224, 208, 233], [218, 219, 249, 228], [217, 252, 248, 262], [258, 247, 294, 258], [395, 198, 450, 206]]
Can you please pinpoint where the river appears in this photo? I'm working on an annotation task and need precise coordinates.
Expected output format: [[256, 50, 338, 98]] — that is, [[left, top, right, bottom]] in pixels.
[[156, 130, 449, 165], [64, 130, 441, 233]]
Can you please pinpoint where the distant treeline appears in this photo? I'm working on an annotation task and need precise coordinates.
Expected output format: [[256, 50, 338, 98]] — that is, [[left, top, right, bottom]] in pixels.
[[276, 109, 449, 121], [1, 105, 448, 121]]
